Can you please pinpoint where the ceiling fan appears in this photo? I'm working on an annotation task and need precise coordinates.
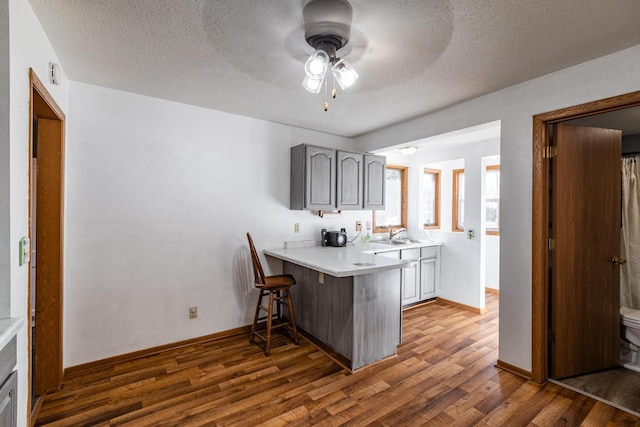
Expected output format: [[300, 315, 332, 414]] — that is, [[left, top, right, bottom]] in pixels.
[[301, 0, 359, 110]]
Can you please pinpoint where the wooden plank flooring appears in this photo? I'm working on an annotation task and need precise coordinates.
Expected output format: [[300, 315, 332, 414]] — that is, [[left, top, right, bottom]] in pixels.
[[36, 293, 640, 426]]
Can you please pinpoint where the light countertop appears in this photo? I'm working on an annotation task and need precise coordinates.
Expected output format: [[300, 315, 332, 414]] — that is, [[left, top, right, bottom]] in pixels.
[[265, 240, 442, 277], [0, 317, 24, 350]]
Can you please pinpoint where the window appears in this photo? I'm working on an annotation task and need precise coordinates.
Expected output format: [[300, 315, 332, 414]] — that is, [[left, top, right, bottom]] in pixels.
[[485, 165, 500, 234], [452, 169, 464, 232], [423, 168, 440, 229], [373, 165, 407, 233]]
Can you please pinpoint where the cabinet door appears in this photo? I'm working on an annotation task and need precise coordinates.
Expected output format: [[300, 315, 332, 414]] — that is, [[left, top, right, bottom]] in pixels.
[[0, 371, 17, 427], [336, 151, 363, 209], [401, 261, 420, 306], [420, 258, 437, 300], [363, 154, 386, 209], [305, 146, 336, 209]]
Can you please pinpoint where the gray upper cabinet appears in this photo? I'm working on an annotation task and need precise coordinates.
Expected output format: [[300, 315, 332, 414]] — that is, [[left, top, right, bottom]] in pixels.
[[291, 144, 336, 210], [363, 154, 386, 210], [336, 150, 363, 210], [291, 144, 385, 211]]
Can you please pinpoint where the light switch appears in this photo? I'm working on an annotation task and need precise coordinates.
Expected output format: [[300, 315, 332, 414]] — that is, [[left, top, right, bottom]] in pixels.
[[19, 237, 30, 266]]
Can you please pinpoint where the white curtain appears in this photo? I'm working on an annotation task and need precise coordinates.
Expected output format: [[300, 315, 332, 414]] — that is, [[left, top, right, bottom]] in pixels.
[[621, 156, 640, 310]]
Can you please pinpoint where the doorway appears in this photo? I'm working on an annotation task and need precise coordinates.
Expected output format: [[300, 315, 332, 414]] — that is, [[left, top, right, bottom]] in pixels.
[[28, 69, 65, 422], [531, 91, 640, 413]]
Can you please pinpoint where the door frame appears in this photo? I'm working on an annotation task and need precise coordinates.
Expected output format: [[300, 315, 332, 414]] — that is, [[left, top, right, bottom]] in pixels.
[[28, 69, 65, 422], [531, 90, 640, 384]]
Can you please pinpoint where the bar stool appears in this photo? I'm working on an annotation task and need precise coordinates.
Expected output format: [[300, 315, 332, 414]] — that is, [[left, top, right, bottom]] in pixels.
[[246, 233, 299, 355]]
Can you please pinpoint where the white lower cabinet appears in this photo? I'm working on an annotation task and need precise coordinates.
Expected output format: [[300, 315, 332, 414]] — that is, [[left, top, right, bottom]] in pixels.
[[420, 258, 437, 300], [400, 248, 420, 306], [401, 261, 420, 305], [418, 246, 441, 303], [376, 244, 441, 307]]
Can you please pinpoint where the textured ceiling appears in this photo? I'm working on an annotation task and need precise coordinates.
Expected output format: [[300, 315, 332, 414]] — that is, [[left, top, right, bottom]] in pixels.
[[28, 0, 640, 137]]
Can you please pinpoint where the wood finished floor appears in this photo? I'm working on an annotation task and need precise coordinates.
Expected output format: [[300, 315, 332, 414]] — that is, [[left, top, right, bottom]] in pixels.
[[36, 294, 640, 426]]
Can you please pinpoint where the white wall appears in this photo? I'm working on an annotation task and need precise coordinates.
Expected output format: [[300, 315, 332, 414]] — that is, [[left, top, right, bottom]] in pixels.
[[64, 82, 365, 367], [0, 0, 10, 318], [9, 0, 70, 425], [386, 139, 499, 310], [355, 44, 640, 371]]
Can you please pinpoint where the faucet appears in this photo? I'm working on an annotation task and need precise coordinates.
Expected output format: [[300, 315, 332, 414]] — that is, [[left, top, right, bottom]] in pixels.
[[389, 228, 407, 240]]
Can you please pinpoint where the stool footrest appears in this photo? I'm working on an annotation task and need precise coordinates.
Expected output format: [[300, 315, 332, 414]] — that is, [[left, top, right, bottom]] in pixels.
[[249, 286, 299, 356]]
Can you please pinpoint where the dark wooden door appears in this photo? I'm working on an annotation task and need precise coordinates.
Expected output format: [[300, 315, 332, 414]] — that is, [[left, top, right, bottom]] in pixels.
[[34, 118, 64, 394], [550, 124, 622, 379]]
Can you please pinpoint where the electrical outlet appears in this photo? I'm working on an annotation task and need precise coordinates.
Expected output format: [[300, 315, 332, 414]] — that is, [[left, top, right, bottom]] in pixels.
[[294, 223, 300, 233], [356, 221, 362, 231], [189, 307, 198, 319]]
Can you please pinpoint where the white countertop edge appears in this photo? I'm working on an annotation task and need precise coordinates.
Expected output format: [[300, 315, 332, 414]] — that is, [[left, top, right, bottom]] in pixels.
[[361, 240, 443, 253], [265, 249, 410, 277], [265, 241, 442, 277], [0, 317, 25, 350]]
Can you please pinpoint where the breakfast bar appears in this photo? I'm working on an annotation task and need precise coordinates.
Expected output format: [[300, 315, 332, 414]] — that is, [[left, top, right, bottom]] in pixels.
[[265, 242, 415, 370]]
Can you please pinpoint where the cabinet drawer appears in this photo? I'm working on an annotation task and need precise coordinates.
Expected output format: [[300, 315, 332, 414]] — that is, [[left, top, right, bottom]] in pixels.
[[401, 248, 420, 260], [376, 250, 400, 259], [420, 246, 439, 259], [0, 336, 16, 387]]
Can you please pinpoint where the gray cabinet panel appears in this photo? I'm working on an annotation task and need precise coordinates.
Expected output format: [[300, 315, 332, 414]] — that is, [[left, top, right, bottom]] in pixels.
[[363, 154, 386, 209], [290, 144, 336, 210], [401, 261, 420, 306], [292, 145, 385, 211], [353, 269, 401, 368], [336, 151, 363, 209], [0, 370, 16, 427], [0, 337, 16, 427], [420, 258, 437, 300], [306, 145, 336, 209], [284, 261, 400, 369]]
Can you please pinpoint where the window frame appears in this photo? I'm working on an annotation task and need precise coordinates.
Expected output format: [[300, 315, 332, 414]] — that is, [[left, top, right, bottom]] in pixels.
[[423, 168, 441, 230], [452, 168, 464, 232], [373, 164, 408, 234], [485, 165, 500, 235]]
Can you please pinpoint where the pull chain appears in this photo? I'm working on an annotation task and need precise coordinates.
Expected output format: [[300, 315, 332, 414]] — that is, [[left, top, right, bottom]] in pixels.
[[323, 79, 329, 111]]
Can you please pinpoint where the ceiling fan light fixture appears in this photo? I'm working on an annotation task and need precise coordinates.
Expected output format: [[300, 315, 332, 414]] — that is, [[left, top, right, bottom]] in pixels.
[[304, 49, 329, 79], [332, 58, 359, 90], [302, 74, 324, 93], [300, 0, 357, 109]]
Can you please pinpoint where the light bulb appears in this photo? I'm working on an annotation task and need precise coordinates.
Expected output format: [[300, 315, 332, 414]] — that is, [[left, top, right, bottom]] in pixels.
[[304, 50, 329, 79], [308, 58, 325, 76], [332, 58, 359, 90], [302, 75, 323, 93]]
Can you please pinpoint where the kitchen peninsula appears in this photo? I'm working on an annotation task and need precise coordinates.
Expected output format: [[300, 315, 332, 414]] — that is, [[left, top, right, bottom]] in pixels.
[[265, 240, 441, 370]]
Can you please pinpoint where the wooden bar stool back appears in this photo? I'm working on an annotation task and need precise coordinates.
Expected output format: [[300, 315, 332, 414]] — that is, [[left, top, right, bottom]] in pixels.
[[246, 233, 299, 355]]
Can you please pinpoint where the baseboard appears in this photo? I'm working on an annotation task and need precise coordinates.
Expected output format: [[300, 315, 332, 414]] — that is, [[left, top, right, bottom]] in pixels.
[[496, 359, 532, 380], [402, 298, 437, 311], [437, 297, 487, 314], [296, 327, 352, 372], [64, 325, 252, 379], [485, 287, 499, 294]]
